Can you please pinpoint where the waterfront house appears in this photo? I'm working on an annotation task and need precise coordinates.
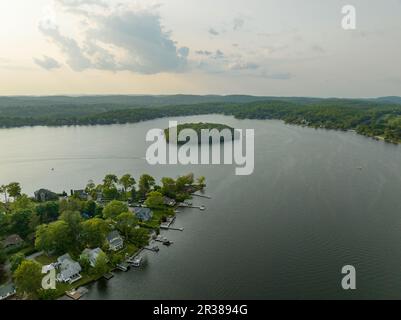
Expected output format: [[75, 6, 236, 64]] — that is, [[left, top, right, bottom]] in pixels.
[[163, 197, 176, 207], [34, 189, 59, 202], [132, 207, 153, 222], [57, 254, 82, 284], [107, 231, 124, 251], [70, 189, 89, 201], [0, 284, 16, 300], [2, 234, 24, 250], [81, 248, 105, 267]]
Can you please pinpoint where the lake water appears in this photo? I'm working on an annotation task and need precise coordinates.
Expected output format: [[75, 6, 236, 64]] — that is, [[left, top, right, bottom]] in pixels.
[[1, 115, 401, 299]]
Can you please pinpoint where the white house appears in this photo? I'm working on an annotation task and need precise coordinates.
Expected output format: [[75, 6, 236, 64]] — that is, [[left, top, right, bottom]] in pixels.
[[81, 248, 105, 267], [57, 254, 82, 284], [107, 231, 124, 251]]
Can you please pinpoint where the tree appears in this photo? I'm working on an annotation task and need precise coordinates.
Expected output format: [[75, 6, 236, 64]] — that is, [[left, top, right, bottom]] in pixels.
[[10, 209, 36, 239], [0, 185, 8, 203], [80, 218, 108, 248], [197, 176, 206, 189], [129, 228, 150, 248], [176, 173, 194, 192], [138, 174, 155, 199], [144, 191, 164, 209], [161, 177, 176, 198], [10, 253, 25, 272], [59, 198, 82, 214], [83, 200, 97, 218], [103, 174, 118, 187], [14, 260, 42, 299], [119, 174, 136, 193], [103, 200, 128, 219], [35, 221, 73, 255], [115, 212, 138, 239], [93, 251, 109, 276], [36, 201, 59, 224], [10, 194, 34, 212], [79, 254, 91, 273], [0, 248, 6, 284], [7, 182, 22, 199], [59, 210, 82, 247]]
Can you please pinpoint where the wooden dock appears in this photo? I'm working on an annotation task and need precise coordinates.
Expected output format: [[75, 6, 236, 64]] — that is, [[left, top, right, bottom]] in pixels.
[[192, 193, 212, 199], [66, 287, 88, 300]]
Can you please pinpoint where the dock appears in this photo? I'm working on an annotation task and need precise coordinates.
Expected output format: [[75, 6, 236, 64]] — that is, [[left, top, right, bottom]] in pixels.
[[192, 193, 212, 199], [103, 273, 114, 280], [143, 245, 160, 252], [116, 262, 130, 272], [178, 204, 206, 211], [65, 287, 88, 300]]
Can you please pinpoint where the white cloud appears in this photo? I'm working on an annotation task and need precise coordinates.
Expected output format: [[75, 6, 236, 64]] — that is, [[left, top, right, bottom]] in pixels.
[[34, 55, 62, 70]]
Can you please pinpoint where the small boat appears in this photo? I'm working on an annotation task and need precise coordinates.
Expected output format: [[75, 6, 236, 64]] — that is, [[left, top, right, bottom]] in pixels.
[[132, 257, 143, 268], [200, 205, 206, 211], [163, 240, 172, 246]]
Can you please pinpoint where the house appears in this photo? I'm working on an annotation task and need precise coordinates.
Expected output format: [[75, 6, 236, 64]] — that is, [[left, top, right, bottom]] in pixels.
[[2, 234, 24, 250], [81, 248, 105, 267], [163, 197, 176, 207], [71, 189, 89, 201], [107, 231, 124, 251], [0, 284, 16, 300], [57, 254, 82, 284], [34, 189, 59, 202], [132, 207, 153, 222]]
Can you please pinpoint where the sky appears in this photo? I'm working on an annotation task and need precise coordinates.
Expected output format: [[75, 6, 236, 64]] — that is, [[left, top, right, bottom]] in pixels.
[[0, 0, 401, 97]]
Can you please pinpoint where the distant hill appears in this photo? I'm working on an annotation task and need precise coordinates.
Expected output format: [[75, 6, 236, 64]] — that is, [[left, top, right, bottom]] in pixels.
[[371, 96, 401, 104]]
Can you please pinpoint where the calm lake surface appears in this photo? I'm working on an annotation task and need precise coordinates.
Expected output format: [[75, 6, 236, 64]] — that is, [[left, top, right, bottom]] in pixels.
[[1, 115, 401, 299]]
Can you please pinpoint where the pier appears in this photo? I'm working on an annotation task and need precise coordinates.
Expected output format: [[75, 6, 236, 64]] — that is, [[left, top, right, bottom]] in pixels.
[[192, 193, 212, 199]]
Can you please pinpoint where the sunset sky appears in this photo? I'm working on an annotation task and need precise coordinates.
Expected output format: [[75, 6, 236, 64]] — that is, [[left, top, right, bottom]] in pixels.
[[1, 0, 401, 97]]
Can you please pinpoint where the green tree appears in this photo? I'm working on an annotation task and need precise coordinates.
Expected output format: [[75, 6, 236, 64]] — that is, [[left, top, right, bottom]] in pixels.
[[0, 185, 8, 203], [10, 209, 36, 239], [80, 218, 108, 248], [79, 254, 91, 273], [36, 201, 59, 224], [115, 212, 138, 239], [144, 191, 164, 209], [35, 221, 73, 255], [93, 251, 109, 276], [10, 194, 34, 212], [197, 176, 206, 189], [14, 260, 42, 299], [10, 253, 25, 272], [103, 174, 118, 187], [83, 200, 97, 218], [59, 210, 82, 248], [161, 177, 176, 198], [138, 174, 156, 199], [119, 174, 136, 193], [7, 182, 22, 199], [129, 228, 150, 248], [103, 200, 128, 219]]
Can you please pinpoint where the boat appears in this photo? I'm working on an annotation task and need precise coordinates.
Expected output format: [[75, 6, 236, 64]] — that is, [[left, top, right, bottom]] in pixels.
[[132, 257, 143, 268], [200, 205, 206, 211], [163, 240, 172, 246]]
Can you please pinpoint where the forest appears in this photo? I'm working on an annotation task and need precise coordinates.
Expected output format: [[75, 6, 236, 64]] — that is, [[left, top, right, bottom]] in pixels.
[[0, 96, 401, 143]]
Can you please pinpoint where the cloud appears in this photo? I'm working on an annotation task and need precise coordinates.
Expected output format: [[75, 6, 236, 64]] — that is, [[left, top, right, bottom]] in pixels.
[[208, 28, 219, 36], [195, 50, 213, 56], [38, 5, 189, 74], [39, 22, 91, 71], [34, 55, 62, 70], [233, 18, 244, 31], [229, 61, 259, 71]]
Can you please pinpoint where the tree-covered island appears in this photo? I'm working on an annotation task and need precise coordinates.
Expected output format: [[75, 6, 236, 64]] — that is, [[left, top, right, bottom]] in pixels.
[[164, 123, 235, 144], [0, 173, 206, 300]]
